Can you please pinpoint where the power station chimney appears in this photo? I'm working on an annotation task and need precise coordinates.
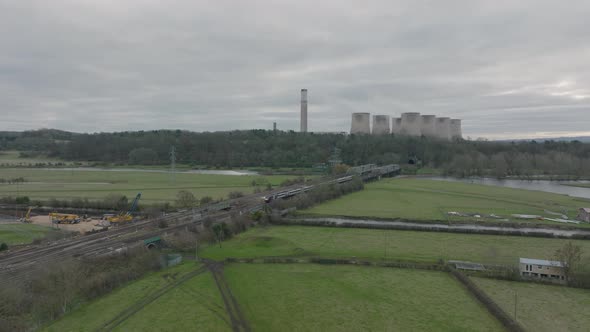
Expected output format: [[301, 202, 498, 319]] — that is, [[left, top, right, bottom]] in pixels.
[[300, 89, 308, 132]]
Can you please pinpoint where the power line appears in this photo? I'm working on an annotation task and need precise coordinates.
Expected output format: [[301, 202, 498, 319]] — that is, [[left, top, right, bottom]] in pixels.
[[170, 146, 176, 184]]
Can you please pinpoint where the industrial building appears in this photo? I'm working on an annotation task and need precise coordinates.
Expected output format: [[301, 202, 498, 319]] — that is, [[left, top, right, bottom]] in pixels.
[[372, 115, 390, 135], [400, 113, 422, 136], [450, 119, 462, 139], [435, 117, 452, 140], [420, 115, 437, 138], [391, 118, 402, 135], [351, 113, 371, 134], [349, 111, 462, 140]]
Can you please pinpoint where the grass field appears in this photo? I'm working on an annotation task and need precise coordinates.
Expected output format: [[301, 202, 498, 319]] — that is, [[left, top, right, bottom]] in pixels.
[[0, 151, 69, 166], [225, 263, 502, 331], [472, 277, 590, 331], [0, 223, 57, 245], [44, 262, 230, 332], [0, 168, 300, 203], [201, 225, 590, 268], [304, 178, 590, 223]]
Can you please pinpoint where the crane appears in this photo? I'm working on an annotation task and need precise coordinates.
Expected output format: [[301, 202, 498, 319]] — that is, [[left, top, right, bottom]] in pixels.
[[108, 193, 141, 224], [20, 207, 32, 223]]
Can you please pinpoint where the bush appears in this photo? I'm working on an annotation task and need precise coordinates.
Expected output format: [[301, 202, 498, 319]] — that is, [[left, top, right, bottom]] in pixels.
[[280, 176, 305, 187], [200, 196, 213, 205], [228, 191, 244, 199], [0, 243, 7, 251], [103, 194, 128, 211], [15, 196, 30, 205]]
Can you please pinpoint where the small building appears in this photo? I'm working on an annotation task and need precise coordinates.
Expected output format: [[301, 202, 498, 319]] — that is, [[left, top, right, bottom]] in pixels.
[[519, 258, 565, 282], [577, 208, 590, 222]]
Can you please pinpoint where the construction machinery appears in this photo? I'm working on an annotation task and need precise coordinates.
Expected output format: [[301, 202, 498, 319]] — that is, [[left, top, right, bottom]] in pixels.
[[49, 212, 81, 224], [108, 193, 141, 224], [20, 207, 32, 223]]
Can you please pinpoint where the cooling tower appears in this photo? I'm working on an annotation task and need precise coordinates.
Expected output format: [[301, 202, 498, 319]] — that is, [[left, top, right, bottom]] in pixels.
[[300, 89, 308, 132], [372, 115, 390, 135], [350, 113, 371, 134], [400, 112, 422, 136], [435, 117, 451, 141], [420, 115, 437, 138], [450, 119, 462, 140], [391, 118, 402, 135]]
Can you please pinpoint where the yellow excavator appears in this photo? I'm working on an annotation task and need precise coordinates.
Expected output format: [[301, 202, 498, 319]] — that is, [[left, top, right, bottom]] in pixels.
[[108, 193, 141, 224], [20, 207, 32, 223], [49, 212, 81, 224]]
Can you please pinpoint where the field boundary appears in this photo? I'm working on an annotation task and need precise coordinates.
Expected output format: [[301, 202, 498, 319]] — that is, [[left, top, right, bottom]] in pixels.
[[450, 269, 525, 332], [225, 256, 447, 271]]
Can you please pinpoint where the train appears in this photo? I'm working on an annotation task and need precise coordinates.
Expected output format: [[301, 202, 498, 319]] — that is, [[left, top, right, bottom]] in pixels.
[[263, 175, 354, 203]]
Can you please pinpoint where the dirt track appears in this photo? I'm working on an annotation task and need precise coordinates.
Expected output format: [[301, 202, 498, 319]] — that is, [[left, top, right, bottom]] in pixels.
[[95, 260, 249, 332], [205, 259, 251, 332]]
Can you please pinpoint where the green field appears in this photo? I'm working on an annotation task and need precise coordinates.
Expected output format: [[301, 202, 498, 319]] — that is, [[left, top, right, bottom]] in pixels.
[[0, 223, 57, 245], [472, 277, 590, 331], [225, 263, 502, 331], [0, 168, 300, 203], [45, 262, 230, 332], [304, 178, 589, 224], [201, 225, 590, 268], [0, 151, 69, 166]]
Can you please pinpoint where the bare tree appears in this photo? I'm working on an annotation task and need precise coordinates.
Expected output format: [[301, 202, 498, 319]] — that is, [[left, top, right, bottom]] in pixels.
[[554, 242, 582, 284]]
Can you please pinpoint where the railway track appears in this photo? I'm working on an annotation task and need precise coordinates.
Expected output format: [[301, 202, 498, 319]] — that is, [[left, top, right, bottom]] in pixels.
[[0, 166, 399, 286], [0, 192, 264, 286]]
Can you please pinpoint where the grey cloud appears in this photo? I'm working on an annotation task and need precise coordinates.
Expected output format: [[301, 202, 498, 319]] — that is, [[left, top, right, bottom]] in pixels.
[[1, 0, 589, 138]]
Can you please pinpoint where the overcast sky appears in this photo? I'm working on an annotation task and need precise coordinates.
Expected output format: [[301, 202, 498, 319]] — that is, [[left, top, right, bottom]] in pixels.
[[1, 1, 589, 139]]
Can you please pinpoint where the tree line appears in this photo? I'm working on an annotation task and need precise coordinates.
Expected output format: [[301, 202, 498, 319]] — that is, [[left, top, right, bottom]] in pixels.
[[3, 129, 590, 177]]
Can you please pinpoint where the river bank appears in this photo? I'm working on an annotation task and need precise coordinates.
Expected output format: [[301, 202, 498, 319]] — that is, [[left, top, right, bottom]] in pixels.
[[286, 217, 590, 239]]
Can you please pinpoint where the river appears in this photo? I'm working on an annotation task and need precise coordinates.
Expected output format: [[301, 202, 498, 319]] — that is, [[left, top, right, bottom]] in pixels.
[[297, 217, 590, 238], [423, 177, 590, 199]]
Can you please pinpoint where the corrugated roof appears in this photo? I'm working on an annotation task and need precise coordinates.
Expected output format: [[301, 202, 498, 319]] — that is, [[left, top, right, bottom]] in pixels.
[[520, 258, 563, 267]]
